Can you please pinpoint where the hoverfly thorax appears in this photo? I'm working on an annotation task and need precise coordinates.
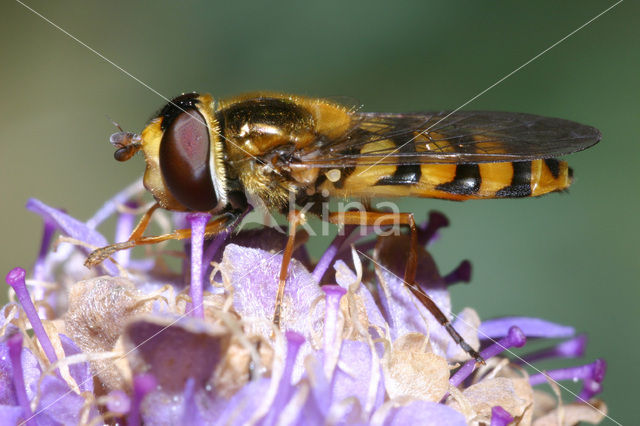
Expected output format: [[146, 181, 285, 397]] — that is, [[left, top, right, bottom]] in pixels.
[[137, 93, 228, 213]]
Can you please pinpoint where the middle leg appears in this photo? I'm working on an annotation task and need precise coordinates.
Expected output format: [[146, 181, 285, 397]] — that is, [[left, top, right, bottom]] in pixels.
[[272, 210, 307, 328]]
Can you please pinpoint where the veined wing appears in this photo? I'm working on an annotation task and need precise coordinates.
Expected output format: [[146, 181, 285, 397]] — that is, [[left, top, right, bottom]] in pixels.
[[295, 110, 601, 167]]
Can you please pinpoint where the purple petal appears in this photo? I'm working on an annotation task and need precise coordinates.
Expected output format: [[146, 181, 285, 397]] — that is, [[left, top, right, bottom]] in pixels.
[[35, 374, 89, 425], [263, 332, 305, 425], [0, 339, 41, 405], [0, 406, 24, 425], [212, 227, 310, 266], [305, 355, 331, 416], [180, 378, 206, 426], [125, 315, 227, 393], [322, 286, 346, 356], [479, 317, 575, 340], [220, 244, 324, 339], [215, 334, 307, 425], [215, 378, 272, 425], [385, 400, 467, 426], [85, 178, 144, 229], [126, 316, 228, 424], [26, 199, 108, 251], [7, 334, 33, 424], [126, 258, 157, 272], [140, 388, 193, 425], [26, 198, 118, 275], [8, 334, 98, 426], [205, 227, 313, 286], [59, 334, 93, 393], [0, 343, 18, 405], [373, 236, 451, 351], [331, 340, 385, 415], [375, 263, 428, 339], [31, 215, 57, 283]]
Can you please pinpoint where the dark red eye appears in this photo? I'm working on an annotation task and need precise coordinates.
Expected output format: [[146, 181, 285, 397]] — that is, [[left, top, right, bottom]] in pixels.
[[159, 110, 218, 211]]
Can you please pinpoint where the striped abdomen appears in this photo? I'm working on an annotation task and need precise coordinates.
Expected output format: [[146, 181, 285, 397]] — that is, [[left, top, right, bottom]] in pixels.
[[318, 158, 572, 201]]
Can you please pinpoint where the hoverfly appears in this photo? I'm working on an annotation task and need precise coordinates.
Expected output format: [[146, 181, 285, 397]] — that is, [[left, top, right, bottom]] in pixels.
[[85, 92, 601, 362]]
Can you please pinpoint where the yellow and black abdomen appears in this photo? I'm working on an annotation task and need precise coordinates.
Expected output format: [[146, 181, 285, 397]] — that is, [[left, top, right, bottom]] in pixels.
[[320, 158, 572, 201]]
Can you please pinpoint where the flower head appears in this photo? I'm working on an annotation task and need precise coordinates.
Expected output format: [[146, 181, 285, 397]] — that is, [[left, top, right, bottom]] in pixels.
[[1, 183, 609, 425]]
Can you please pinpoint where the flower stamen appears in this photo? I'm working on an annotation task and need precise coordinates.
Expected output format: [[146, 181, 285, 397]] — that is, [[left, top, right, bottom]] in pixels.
[[518, 334, 587, 364], [450, 326, 526, 387], [417, 211, 449, 246], [6, 267, 58, 365], [186, 213, 210, 318], [529, 358, 607, 400], [443, 260, 472, 286], [490, 405, 514, 426]]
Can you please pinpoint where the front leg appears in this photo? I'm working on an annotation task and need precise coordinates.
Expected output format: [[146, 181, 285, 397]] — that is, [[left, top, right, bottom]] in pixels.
[[84, 204, 237, 268]]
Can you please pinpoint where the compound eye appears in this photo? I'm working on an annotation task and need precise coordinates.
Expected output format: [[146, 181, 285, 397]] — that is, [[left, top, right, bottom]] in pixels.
[[159, 110, 218, 211]]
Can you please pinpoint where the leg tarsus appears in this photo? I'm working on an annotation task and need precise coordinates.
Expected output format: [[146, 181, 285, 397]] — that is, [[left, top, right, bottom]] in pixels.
[[85, 241, 136, 266]]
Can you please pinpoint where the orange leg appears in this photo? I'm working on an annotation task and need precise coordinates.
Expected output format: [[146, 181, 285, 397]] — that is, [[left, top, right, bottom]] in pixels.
[[328, 210, 418, 284], [127, 202, 160, 241], [273, 210, 306, 328], [84, 204, 233, 268], [328, 211, 483, 363]]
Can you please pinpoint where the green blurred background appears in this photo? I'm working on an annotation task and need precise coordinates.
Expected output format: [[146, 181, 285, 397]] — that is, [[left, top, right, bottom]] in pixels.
[[1, 1, 637, 423]]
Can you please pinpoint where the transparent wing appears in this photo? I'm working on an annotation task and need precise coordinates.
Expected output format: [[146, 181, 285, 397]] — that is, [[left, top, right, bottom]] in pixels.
[[296, 110, 601, 167]]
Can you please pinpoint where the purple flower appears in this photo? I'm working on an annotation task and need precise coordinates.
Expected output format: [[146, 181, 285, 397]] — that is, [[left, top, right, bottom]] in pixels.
[[0, 186, 609, 425], [0, 330, 94, 425]]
